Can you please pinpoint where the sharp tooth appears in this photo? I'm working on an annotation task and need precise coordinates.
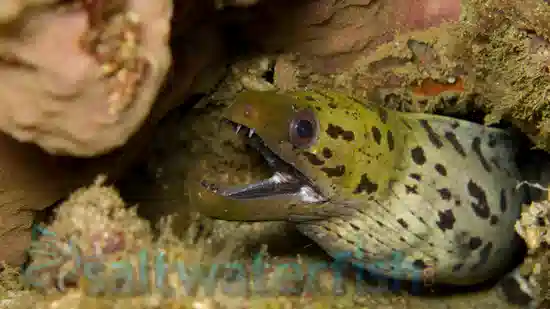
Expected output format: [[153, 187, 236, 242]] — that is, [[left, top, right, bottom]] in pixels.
[[248, 129, 255, 138], [235, 124, 242, 134]]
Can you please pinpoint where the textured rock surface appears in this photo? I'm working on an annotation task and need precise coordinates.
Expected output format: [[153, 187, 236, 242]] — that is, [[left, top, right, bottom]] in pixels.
[[0, 0, 171, 156], [0, 0, 227, 267]]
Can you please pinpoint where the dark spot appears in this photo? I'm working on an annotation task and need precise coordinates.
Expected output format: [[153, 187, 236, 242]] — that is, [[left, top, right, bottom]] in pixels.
[[402, 120, 412, 129], [321, 165, 346, 177], [399, 236, 407, 242], [303, 152, 325, 166], [472, 242, 493, 270], [371, 127, 382, 144], [326, 124, 355, 141], [322, 147, 333, 159], [328, 102, 337, 109], [467, 180, 491, 219], [376, 220, 385, 227], [350, 223, 361, 231], [490, 215, 499, 225], [437, 188, 452, 200], [444, 131, 466, 157], [411, 147, 426, 165], [436, 209, 455, 231], [499, 189, 507, 212], [342, 131, 355, 141], [487, 134, 497, 148], [409, 173, 422, 181], [452, 264, 463, 272], [451, 121, 460, 129], [326, 124, 341, 139], [315, 106, 321, 111], [304, 95, 316, 102], [412, 260, 427, 269], [387, 130, 395, 151], [468, 237, 482, 250], [405, 184, 418, 194], [419, 119, 443, 148], [397, 218, 409, 229], [472, 137, 492, 172], [378, 108, 388, 124], [353, 173, 379, 194], [434, 164, 447, 176]]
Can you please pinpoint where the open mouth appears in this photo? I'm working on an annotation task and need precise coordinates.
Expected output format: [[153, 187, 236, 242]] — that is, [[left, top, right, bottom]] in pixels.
[[200, 120, 327, 203]]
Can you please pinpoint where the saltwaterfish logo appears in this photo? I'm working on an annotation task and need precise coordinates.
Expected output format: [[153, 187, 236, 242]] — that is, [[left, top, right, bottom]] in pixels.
[[23, 224, 435, 297]]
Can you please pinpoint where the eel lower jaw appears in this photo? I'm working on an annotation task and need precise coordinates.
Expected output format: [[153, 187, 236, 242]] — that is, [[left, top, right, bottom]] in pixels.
[[200, 120, 328, 203]]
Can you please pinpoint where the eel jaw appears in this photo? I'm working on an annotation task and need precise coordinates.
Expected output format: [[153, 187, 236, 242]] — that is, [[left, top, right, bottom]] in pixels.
[[200, 120, 328, 203]]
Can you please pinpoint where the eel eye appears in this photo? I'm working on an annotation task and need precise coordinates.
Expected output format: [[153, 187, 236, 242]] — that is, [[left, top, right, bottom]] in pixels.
[[289, 108, 318, 148]]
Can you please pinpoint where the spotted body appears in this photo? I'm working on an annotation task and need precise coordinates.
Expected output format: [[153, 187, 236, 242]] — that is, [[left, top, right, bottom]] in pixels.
[[201, 90, 526, 285]]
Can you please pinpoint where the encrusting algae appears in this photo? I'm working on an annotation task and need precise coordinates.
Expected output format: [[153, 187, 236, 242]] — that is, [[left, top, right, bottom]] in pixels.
[[511, 192, 550, 308]]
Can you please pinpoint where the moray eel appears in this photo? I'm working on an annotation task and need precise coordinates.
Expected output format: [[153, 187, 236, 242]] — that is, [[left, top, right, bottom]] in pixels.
[[199, 90, 527, 286]]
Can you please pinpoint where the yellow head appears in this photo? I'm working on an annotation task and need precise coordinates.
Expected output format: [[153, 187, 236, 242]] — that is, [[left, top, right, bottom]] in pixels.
[[215, 90, 403, 205]]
